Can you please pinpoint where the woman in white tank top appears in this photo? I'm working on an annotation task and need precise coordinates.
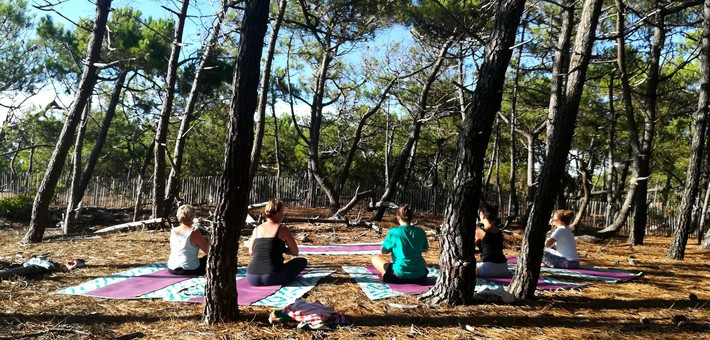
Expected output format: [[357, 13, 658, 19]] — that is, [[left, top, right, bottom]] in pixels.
[[167, 205, 209, 275]]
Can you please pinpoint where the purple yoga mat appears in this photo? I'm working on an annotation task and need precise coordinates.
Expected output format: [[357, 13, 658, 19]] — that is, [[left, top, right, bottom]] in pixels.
[[365, 265, 432, 294], [84, 269, 194, 298], [187, 270, 309, 305], [301, 244, 382, 253], [507, 256, 642, 280]]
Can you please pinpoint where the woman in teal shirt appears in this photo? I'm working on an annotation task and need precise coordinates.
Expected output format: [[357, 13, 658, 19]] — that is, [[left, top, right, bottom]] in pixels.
[[371, 205, 429, 284]]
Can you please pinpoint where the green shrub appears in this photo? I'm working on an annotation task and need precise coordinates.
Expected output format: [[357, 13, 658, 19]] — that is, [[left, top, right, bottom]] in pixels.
[[0, 194, 33, 220]]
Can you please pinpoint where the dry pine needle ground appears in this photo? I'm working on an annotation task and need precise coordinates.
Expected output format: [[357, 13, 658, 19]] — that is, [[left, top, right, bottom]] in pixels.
[[0, 207, 708, 339]]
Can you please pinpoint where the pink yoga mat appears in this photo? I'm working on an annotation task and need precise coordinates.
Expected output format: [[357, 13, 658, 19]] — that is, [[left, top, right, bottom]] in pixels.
[[301, 244, 382, 253], [507, 256, 642, 281], [84, 269, 194, 298], [187, 270, 309, 305], [363, 265, 580, 293], [365, 265, 432, 294]]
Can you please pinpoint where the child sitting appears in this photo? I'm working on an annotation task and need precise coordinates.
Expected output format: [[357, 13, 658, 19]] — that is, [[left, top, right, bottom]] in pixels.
[[543, 209, 580, 268], [371, 205, 429, 284]]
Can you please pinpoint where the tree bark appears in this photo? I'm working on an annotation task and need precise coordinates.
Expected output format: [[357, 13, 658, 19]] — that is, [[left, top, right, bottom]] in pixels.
[[373, 38, 454, 221], [605, 77, 617, 226], [164, 3, 228, 217], [26, 139, 35, 192], [507, 20, 527, 226], [629, 1, 665, 245], [250, 0, 287, 180], [545, 0, 574, 156], [203, 0, 270, 324], [668, 0, 710, 259], [63, 98, 91, 234], [65, 70, 128, 231], [570, 159, 591, 231], [509, 0, 602, 299], [698, 179, 710, 244], [595, 0, 642, 238], [152, 0, 190, 218], [419, 0, 526, 305], [22, 0, 112, 244], [336, 78, 397, 200]]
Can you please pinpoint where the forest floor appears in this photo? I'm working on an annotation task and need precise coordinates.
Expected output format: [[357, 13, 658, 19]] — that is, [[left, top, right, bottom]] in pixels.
[[0, 207, 709, 339]]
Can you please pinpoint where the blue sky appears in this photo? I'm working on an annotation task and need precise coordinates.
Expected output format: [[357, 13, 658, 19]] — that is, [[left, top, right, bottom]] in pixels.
[[11, 0, 416, 119], [29, 0, 222, 57]]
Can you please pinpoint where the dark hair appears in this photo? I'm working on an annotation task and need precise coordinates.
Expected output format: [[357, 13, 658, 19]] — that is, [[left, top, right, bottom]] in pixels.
[[479, 203, 499, 224], [397, 204, 414, 224]]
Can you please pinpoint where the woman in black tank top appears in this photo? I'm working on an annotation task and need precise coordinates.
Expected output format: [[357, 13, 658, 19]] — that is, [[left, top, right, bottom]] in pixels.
[[246, 200, 307, 286], [475, 203, 510, 278]]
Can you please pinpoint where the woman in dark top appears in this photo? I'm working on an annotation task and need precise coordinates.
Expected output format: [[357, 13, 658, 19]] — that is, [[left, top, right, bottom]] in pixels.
[[246, 200, 307, 286], [475, 203, 510, 277]]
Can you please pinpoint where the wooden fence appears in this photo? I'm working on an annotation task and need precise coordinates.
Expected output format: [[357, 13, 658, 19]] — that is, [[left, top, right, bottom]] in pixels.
[[1, 172, 705, 239]]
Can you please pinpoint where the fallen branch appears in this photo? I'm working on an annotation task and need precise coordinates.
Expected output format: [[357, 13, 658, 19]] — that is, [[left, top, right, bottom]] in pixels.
[[93, 218, 174, 234], [332, 187, 373, 218], [284, 217, 349, 225], [366, 201, 398, 211]]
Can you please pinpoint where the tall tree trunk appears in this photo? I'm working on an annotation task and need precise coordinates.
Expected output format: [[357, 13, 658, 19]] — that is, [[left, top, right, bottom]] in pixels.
[[63, 99, 91, 234], [152, 0, 190, 218], [545, 0, 574, 156], [660, 174, 672, 211], [605, 76, 617, 226], [335, 79, 398, 205], [570, 159, 591, 231], [203, 0, 270, 324], [485, 119, 499, 201], [507, 20, 527, 226], [629, 2, 665, 245], [509, 0, 602, 299], [596, 0, 642, 238], [419, 0, 526, 305], [306, 47, 340, 212], [164, 4, 228, 217], [668, 0, 710, 259], [372, 38, 454, 221], [22, 0, 111, 244], [457, 46, 467, 120], [26, 139, 35, 192], [65, 70, 128, 230], [250, 0, 287, 180], [698, 179, 710, 245], [384, 113, 392, 184]]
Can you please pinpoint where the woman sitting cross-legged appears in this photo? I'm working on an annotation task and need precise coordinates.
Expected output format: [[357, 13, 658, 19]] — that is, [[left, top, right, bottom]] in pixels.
[[371, 205, 429, 284], [167, 204, 209, 276], [475, 203, 510, 278], [542, 209, 579, 268], [246, 200, 307, 286]]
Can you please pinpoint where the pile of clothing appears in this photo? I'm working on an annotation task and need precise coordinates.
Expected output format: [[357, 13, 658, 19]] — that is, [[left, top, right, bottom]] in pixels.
[[269, 299, 348, 330]]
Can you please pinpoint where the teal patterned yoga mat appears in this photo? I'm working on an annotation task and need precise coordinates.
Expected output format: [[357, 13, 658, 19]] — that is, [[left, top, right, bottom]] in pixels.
[[507, 256, 644, 283], [163, 268, 334, 308]]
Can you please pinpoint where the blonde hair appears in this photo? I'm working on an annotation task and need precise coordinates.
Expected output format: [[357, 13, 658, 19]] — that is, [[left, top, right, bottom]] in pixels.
[[397, 204, 414, 224], [176, 204, 196, 223], [555, 209, 574, 225], [264, 200, 284, 218]]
